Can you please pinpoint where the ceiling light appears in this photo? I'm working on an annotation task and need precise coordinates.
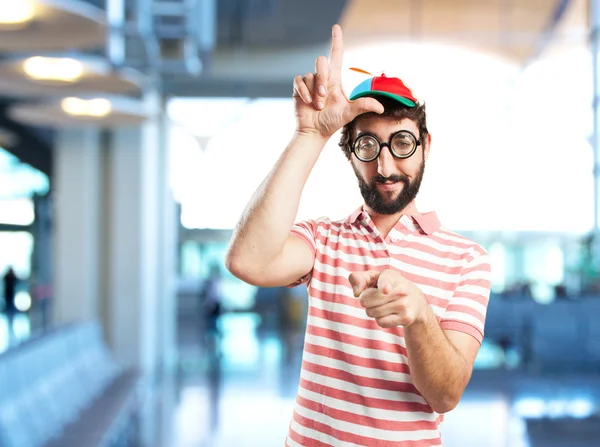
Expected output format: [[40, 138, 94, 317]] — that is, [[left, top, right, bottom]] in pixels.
[[23, 57, 84, 83], [0, 0, 35, 29], [61, 97, 112, 118]]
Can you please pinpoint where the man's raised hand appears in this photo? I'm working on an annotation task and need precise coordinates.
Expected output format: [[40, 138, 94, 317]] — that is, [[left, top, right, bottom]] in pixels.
[[292, 24, 384, 139]]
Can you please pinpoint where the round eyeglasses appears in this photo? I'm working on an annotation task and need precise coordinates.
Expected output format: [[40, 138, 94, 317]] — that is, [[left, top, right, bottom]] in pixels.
[[351, 130, 421, 162]]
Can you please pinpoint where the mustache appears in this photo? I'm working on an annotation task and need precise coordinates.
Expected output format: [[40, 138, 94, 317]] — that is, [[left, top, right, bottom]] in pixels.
[[371, 174, 409, 185]]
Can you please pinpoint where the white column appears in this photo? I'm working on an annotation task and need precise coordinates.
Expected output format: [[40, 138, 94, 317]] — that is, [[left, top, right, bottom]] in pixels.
[[105, 130, 157, 372], [103, 90, 176, 378], [51, 93, 178, 380], [52, 129, 101, 324], [156, 97, 179, 374]]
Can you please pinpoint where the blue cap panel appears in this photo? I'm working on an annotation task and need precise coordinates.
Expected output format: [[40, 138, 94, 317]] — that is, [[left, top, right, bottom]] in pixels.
[[349, 78, 374, 100]]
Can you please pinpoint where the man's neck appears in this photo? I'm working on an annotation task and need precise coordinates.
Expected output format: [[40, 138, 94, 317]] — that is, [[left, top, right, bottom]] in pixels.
[[366, 202, 419, 240]]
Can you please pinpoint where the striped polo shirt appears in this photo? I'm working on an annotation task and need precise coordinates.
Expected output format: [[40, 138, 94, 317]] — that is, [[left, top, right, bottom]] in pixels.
[[285, 206, 492, 447]]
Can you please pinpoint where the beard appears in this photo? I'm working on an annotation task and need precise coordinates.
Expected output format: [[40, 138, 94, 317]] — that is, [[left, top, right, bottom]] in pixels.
[[353, 160, 425, 215]]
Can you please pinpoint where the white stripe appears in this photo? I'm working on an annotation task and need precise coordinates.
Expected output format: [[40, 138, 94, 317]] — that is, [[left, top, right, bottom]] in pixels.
[[316, 230, 473, 259], [308, 303, 407, 348], [288, 419, 365, 447], [454, 284, 490, 298], [285, 434, 303, 447], [300, 369, 428, 405], [297, 385, 436, 423], [304, 331, 409, 368], [310, 278, 355, 298], [387, 257, 462, 284], [316, 226, 389, 251], [313, 259, 382, 279], [314, 248, 392, 267], [294, 403, 440, 443], [309, 296, 468, 347], [465, 252, 490, 268], [311, 271, 456, 305], [446, 297, 487, 316], [314, 256, 461, 286], [416, 283, 454, 301], [309, 291, 368, 320], [430, 305, 448, 318], [436, 229, 485, 246], [459, 271, 492, 282], [390, 245, 469, 268], [393, 232, 475, 256], [303, 350, 414, 386], [443, 311, 484, 329]]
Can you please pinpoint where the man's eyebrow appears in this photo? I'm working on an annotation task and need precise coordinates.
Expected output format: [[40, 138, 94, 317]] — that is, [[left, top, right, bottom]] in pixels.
[[355, 128, 413, 139]]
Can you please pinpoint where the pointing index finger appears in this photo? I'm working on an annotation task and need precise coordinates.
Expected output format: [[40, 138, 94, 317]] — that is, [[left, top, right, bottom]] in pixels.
[[377, 269, 406, 295], [348, 270, 380, 297], [328, 24, 344, 86]]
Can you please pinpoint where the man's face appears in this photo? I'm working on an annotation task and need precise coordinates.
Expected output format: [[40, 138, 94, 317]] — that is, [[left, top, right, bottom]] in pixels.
[[351, 116, 429, 215]]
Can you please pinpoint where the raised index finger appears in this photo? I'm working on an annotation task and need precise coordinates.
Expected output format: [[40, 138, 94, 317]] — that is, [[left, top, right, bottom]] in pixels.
[[328, 24, 344, 86]]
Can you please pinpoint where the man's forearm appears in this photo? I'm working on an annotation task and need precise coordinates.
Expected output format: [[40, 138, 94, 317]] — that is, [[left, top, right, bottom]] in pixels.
[[404, 305, 471, 413], [226, 131, 327, 271]]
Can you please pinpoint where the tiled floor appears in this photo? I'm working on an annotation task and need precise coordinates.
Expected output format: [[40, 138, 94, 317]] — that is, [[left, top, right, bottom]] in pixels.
[[152, 312, 600, 447]]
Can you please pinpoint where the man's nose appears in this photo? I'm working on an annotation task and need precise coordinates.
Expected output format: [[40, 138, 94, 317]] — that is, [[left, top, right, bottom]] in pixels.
[[377, 145, 396, 179]]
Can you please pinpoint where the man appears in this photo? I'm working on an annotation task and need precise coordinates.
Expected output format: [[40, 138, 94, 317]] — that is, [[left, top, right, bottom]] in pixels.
[[3, 267, 17, 315], [226, 24, 491, 447]]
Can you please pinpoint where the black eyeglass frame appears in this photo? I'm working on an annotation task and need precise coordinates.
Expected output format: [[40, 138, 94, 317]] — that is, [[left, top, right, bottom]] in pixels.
[[351, 129, 421, 162]]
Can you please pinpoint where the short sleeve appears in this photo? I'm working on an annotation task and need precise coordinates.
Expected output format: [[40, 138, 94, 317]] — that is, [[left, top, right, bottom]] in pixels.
[[287, 219, 318, 287], [439, 249, 492, 344]]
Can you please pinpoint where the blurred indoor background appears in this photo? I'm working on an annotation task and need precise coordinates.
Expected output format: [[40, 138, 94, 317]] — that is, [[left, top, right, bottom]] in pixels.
[[1, 0, 600, 446]]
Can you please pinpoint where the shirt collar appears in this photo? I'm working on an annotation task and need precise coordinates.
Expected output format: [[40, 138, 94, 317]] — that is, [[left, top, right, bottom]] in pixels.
[[346, 206, 441, 235]]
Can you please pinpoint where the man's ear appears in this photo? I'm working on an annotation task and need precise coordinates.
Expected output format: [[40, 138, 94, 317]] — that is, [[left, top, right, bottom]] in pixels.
[[424, 133, 432, 161]]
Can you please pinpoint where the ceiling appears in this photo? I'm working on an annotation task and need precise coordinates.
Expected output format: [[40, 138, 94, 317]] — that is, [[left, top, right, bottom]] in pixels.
[[0, 0, 588, 178]]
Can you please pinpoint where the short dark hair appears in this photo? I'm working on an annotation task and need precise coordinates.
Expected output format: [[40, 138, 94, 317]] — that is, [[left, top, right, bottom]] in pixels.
[[339, 96, 428, 160]]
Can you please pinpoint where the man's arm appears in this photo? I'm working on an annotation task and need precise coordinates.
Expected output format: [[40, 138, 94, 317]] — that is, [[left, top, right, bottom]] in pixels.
[[405, 252, 491, 413], [349, 263, 490, 414], [226, 24, 383, 287], [403, 307, 480, 413], [225, 132, 326, 287]]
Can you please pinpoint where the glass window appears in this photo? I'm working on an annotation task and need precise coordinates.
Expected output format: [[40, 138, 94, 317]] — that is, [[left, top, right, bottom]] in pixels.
[[0, 231, 33, 279], [0, 198, 34, 225], [0, 148, 49, 200]]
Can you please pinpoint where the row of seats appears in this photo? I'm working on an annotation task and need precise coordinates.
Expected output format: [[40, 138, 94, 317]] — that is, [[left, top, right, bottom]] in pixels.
[[0, 320, 141, 447], [485, 297, 600, 370]]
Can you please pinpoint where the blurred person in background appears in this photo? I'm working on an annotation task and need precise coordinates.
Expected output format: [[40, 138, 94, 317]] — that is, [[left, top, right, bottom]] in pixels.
[[199, 264, 224, 358], [2, 267, 18, 319], [226, 24, 491, 446]]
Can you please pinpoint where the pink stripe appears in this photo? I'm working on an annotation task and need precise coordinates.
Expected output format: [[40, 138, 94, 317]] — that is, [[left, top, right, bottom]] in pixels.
[[451, 290, 489, 305], [440, 320, 484, 342], [299, 376, 432, 412], [304, 340, 409, 376], [291, 410, 442, 447], [315, 230, 471, 262], [306, 316, 408, 357], [296, 395, 439, 432], [311, 266, 459, 295], [445, 304, 485, 322], [287, 427, 332, 447], [302, 360, 421, 396]]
